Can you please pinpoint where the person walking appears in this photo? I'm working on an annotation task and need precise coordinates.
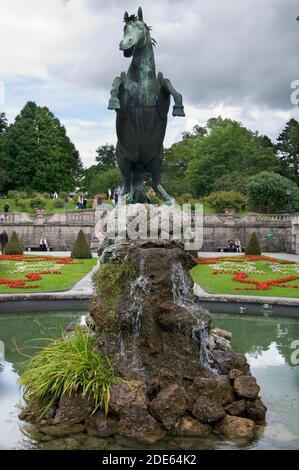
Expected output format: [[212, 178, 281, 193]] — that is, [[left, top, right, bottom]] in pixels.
[[4, 203, 9, 213], [65, 193, 69, 209], [0, 230, 9, 254]]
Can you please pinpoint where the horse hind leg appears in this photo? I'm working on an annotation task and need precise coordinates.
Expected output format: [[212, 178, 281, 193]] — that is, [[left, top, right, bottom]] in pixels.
[[146, 153, 172, 205]]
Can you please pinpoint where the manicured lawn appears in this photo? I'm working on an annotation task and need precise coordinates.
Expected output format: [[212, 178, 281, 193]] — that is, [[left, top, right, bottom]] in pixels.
[[0, 198, 96, 215], [0, 255, 97, 293], [190, 255, 299, 298]]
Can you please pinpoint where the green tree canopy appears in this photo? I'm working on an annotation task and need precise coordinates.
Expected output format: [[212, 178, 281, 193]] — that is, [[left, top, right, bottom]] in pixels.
[[184, 117, 279, 197], [277, 118, 299, 184], [0, 112, 7, 136], [246, 171, 299, 213], [0, 102, 83, 193], [95, 144, 117, 171]]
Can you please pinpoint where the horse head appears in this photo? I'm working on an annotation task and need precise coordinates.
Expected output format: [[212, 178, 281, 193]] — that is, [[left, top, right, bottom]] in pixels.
[[120, 7, 153, 57]]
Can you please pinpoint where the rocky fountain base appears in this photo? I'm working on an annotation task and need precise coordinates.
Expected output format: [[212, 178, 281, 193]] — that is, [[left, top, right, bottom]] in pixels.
[[20, 238, 266, 445]]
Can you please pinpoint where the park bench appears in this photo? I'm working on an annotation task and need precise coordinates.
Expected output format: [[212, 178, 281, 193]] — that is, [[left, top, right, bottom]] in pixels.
[[25, 246, 53, 252], [218, 247, 245, 253]]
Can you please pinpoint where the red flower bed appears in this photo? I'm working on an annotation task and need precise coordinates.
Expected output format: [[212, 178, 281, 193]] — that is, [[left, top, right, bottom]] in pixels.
[[0, 278, 39, 289], [233, 271, 299, 291], [196, 255, 295, 265]]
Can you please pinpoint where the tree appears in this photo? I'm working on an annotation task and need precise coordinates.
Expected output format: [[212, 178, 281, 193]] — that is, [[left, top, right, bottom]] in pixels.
[[163, 125, 206, 195], [95, 144, 117, 171], [185, 118, 279, 197], [4, 231, 23, 255], [83, 166, 122, 196], [0, 112, 7, 136], [245, 232, 261, 256], [277, 118, 299, 184], [0, 102, 83, 193], [246, 171, 299, 213], [71, 230, 92, 259], [0, 112, 8, 192]]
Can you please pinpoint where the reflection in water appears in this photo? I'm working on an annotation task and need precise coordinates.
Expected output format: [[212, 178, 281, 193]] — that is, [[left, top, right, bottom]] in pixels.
[[0, 311, 298, 449]]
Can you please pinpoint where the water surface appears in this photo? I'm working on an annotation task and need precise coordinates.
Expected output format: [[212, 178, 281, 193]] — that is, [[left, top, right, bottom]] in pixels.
[[0, 311, 298, 450]]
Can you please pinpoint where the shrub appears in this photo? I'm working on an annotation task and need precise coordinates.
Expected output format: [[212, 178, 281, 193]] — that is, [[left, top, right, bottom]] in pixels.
[[149, 195, 162, 205], [30, 192, 44, 199], [4, 231, 23, 255], [19, 327, 115, 417], [181, 193, 193, 203], [42, 192, 51, 199], [29, 197, 47, 210], [59, 191, 67, 200], [246, 171, 299, 213], [71, 229, 92, 259], [53, 198, 65, 208], [86, 199, 93, 209], [7, 190, 19, 200], [17, 191, 28, 199], [204, 191, 247, 213], [16, 198, 29, 211], [245, 232, 261, 255]]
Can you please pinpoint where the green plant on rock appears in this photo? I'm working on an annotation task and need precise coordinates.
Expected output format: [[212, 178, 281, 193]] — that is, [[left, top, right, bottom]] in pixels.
[[19, 327, 115, 417], [93, 260, 137, 313], [245, 232, 261, 255], [4, 231, 23, 254], [71, 229, 92, 259]]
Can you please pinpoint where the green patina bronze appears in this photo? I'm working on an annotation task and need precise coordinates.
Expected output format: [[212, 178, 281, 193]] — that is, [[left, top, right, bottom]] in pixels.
[[108, 7, 185, 204]]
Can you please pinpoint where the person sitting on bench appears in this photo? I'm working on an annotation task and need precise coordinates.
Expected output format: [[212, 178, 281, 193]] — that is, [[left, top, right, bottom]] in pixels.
[[39, 238, 48, 252], [228, 239, 236, 252]]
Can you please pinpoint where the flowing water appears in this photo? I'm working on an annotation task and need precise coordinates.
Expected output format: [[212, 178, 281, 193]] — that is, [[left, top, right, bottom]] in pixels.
[[171, 262, 214, 369], [128, 259, 149, 339], [0, 310, 299, 450]]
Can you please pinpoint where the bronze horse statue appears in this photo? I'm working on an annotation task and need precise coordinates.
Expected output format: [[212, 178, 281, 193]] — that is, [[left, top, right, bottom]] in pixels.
[[108, 7, 185, 204]]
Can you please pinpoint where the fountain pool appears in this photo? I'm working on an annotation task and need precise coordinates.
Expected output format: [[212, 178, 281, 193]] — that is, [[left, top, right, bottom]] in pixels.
[[0, 311, 298, 450]]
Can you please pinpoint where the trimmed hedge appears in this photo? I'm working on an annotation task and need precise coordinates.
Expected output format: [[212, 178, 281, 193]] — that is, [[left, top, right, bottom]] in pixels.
[[4, 231, 23, 255], [245, 232, 261, 256], [71, 230, 92, 259]]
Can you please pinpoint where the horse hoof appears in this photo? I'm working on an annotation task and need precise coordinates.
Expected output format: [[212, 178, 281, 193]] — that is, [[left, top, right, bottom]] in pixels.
[[108, 98, 121, 110], [172, 106, 185, 117]]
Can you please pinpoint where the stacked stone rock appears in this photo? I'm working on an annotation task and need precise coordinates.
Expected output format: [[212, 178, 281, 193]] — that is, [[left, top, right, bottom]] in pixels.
[[20, 239, 266, 443]]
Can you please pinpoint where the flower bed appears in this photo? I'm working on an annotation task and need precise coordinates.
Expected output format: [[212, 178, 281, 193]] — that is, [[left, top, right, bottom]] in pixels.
[[0, 255, 97, 293], [191, 255, 299, 297]]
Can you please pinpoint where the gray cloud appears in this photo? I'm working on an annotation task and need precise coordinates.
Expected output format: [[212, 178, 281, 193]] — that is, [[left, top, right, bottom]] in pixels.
[[47, 0, 299, 111]]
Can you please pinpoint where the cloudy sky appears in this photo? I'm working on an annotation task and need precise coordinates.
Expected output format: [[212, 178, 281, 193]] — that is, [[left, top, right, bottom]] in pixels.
[[0, 0, 298, 167]]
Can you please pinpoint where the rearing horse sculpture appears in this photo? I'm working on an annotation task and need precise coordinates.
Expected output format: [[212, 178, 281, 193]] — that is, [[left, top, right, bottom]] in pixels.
[[108, 6, 185, 204]]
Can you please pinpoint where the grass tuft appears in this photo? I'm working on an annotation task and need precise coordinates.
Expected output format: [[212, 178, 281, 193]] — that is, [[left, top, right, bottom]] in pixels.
[[19, 327, 115, 417]]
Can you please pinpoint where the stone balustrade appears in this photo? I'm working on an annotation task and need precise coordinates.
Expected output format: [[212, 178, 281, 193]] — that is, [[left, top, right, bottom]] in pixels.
[[0, 209, 298, 253]]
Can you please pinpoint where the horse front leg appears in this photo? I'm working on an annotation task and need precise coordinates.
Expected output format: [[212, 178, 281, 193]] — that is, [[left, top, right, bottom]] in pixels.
[[116, 144, 133, 203], [108, 72, 125, 110], [158, 72, 185, 117]]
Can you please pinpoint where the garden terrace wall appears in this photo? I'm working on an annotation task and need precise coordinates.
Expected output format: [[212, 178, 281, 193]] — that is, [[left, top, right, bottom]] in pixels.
[[0, 210, 297, 253]]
